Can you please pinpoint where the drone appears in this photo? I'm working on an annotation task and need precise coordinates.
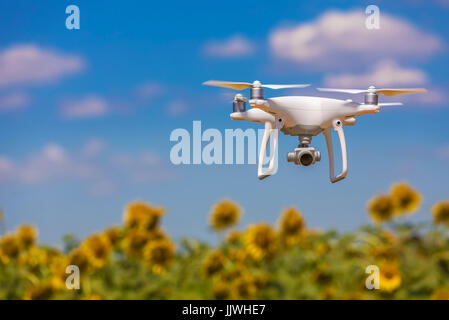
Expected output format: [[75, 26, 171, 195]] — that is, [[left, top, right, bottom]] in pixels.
[[203, 80, 427, 183]]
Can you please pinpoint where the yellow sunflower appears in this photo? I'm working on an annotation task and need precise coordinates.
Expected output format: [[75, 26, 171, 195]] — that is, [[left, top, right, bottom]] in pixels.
[[104, 226, 122, 247], [202, 250, 227, 277], [50, 257, 71, 289], [231, 274, 257, 299], [379, 263, 401, 292], [123, 201, 165, 231], [123, 229, 150, 259], [209, 199, 242, 231], [226, 229, 242, 244], [24, 282, 54, 300], [278, 207, 306, 246], [212, 281, 230, 300], [320, 286, 336, 300], [0, 233, 20, 263], [371, 246, 399, 263], [81, 233, 111, 269], [310, 262, 333, 285], [367, 194, 396, 224], [18, 246, 47, 272], [244, 223, 277, 261], [16, 224, 38, 249], [220, 268, 244, 282], [142, 239, 175, 274], [431, 288, 449, 300], [228, 248, 250, 265], [390, 182, 422, 216], [67, 247, 91, 274], [431, 201, 449, 226], [148, 227, 168, 242]]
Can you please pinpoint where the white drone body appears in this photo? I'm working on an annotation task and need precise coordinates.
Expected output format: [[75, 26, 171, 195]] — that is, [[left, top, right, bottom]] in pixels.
[[204, 80, 426, 183]]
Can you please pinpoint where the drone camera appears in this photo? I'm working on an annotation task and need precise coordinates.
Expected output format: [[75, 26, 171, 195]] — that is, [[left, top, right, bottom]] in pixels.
[[287, 147, 321, 166]]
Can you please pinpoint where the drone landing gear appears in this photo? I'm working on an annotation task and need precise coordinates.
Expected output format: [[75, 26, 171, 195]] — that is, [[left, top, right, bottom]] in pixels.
[[258, 118, 283, 180], [324, 119, 348, 183]]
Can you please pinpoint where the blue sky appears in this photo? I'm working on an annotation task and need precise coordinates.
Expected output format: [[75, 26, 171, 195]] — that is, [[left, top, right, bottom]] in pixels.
[[0, 0, 448, 245]]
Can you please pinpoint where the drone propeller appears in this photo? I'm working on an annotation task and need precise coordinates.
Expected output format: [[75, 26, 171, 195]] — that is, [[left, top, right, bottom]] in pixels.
[[317, 86, 427, 97], [203, 80, 310, 91]]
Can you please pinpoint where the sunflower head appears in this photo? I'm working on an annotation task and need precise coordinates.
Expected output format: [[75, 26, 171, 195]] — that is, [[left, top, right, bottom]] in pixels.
[[202, 250, 227, 277], [310, 262, 333, 285], [123, 201, 165, 231], [278, 207, 306, 246], [431, 288, 449, 300], [367, 194, 396, 224], [379, 263, 401, 292], [123, 229, 150, 259], [226, 229, 242, 245], [104, 226, 122, 247], [67, 247, 91, 274], [244, 223, 277, 261], [50, 257, 71, 289], [16, 224, 38, 250], [0, 233, 20, 263], [212, 281, 230, 300], [81, 233, 111, 269], [371, 246, 398, 263], [390, 182, 422, 216], [18, 246, 47, 272], [320, 286, 336, 300], [24, 282, 54, 300], [209, 199, 242, 232], [431, 201, 449, 226], [231, 274, 257, 299], [142, 239, 175, 274], [220, 268, 243, 282], [228, 248, 250, 265]]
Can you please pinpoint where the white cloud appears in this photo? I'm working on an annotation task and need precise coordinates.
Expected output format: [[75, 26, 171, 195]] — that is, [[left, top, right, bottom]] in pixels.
[[0, 141, 175, 191], [136, 82, 164, 100], [0, 93, 29, 111], [324, 60, 428, 87], [203, 35, 255, 58], [0, 44, 84, 87], [111, 151, 175, 184], [81, 138, 106, 158], [167, 100, 189, 116], [0, 143, 96, 184], [269, 10, 443, 69], [61, 96, 109, 119], [409, 88, 446, 105]]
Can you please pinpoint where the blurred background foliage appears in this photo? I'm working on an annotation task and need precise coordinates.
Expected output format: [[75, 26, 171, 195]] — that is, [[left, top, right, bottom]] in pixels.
[[1, 182, 449, 300]]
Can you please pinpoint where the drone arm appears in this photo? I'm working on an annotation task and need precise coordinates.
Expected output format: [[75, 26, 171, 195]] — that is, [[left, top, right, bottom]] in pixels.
[[324, 119, 348, 183]]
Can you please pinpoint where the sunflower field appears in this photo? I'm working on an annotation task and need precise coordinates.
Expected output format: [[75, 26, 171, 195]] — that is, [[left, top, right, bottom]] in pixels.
[[1, 182, 449, 300]]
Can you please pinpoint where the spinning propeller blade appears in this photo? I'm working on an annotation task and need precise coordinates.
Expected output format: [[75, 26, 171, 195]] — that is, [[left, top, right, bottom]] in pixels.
[[203, 81, 253, 90], [317, 86, 427, 96], [203, 80, 310, 90]]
